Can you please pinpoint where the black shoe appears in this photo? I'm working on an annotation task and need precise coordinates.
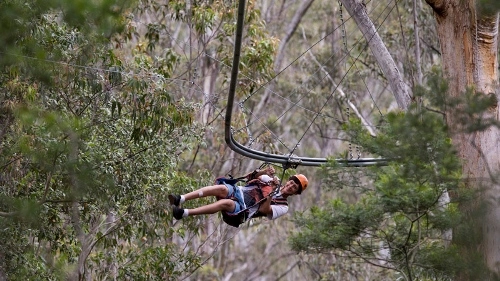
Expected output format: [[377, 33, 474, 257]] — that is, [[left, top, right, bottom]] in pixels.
[[168, 194, 181, 207], [172, 206, 184, 220]]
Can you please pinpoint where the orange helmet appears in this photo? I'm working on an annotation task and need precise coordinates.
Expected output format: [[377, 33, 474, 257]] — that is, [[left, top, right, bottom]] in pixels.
[[290, 174, 308, 194]]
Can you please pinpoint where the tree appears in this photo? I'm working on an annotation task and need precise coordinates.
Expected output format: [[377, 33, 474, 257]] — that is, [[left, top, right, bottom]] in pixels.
[[421, 2, 500, 278], [0, 0, 210, 279], [292, 0, 500, 279], [290, 71, 472, 279]]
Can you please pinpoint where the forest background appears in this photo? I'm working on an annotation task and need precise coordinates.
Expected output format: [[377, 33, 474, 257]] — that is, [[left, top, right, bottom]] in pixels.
[[1, 0, 500, 280]]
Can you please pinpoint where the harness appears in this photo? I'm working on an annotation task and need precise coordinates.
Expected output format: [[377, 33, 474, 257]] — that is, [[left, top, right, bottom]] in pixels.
[[215, 164, 288, 227]]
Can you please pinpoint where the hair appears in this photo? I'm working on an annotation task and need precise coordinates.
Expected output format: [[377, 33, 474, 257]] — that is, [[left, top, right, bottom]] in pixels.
[[289, 175, 303, 194]]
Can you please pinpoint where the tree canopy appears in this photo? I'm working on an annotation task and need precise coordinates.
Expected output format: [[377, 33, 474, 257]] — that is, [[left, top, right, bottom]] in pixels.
[[2, 0, 500, 280]]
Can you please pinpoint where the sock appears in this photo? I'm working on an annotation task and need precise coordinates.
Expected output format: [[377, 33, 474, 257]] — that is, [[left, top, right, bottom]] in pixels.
[[180, 195, 186, 204], [183, 209, 189, 217]]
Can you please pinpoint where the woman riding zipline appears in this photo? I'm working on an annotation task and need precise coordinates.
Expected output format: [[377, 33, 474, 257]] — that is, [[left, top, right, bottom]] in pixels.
[[168, 166, 309, 227]]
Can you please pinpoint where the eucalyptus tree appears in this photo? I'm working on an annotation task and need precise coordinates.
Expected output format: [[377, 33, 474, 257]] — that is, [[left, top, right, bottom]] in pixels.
[[0, 0, 210, 280], [424, 1, 500, 279]]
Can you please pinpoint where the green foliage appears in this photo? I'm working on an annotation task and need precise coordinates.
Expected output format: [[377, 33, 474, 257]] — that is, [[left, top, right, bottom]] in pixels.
[[416, 67, 500, 133], [0, 0, 283, 279], [217, 0, 278, 97], [112, 244, 202, 280], [293, 199, 384, 250], [0, 0, 210, 279], [0, 0, 134, 77], [290, 74, 473, 279]]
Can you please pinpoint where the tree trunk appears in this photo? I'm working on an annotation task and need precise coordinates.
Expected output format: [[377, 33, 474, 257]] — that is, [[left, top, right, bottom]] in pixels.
[[427, 0, 500, 277], [340, 0, 412, 110], [200, 49, 219, 125]]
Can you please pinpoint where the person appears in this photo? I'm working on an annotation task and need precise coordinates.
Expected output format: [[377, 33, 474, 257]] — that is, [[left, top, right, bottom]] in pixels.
[[168, 167, 308, 227]]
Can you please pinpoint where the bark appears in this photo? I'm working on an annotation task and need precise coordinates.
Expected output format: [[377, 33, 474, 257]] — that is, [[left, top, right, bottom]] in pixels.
[[413, 0, 423, 86], [200, 50, 219, 125], [426, 1, 500, 278], [340, 0, 413, 110], [425, 0, 500, 278]]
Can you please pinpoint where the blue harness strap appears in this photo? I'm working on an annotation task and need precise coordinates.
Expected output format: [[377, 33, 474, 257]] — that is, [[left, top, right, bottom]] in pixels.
[[215, 177, 248, 227], [215, 177, 245, 186]]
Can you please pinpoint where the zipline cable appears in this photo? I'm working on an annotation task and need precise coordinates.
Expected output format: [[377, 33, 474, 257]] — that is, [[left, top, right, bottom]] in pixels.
[[224, 0, 387, 168]]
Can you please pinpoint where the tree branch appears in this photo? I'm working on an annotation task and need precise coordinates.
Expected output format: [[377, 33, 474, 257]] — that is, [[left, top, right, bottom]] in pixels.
[[340, 0, 412, 110], [0, 212, 15, 218], [41, 170, 53, 204], [254, 0, 315, 116], [274, 0, 316, 72], [302, 27, 377, 137], [274, 261, 299, 281]]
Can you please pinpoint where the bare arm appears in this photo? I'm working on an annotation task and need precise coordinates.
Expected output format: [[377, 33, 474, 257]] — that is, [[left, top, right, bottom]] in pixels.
[[257, 196, 273, 215], [258, 198, 289, 219]]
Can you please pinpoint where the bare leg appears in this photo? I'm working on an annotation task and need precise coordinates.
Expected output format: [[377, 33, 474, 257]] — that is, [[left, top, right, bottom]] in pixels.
[[183, 184, 229, 201], [186, 199, 236, 216]]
